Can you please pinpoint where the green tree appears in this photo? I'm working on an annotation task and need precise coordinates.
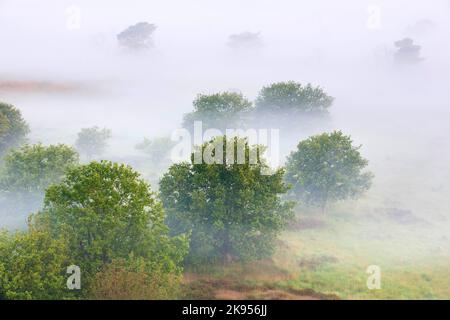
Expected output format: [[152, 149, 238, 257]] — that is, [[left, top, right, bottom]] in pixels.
[[182, 92, 253, 131], [75, 126, 111, 160], [160, 136, 294, 263], [0, 102, 29, 158], [255, 81, 333, 120], [285, 131, 373, 213], [0, 144, 79, 220], [0, 223, 72, 300], [38, 161, 188, 289]]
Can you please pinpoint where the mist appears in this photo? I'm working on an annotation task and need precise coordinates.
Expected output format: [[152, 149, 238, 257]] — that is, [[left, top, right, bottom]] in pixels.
[[0, 0, 449, 299]]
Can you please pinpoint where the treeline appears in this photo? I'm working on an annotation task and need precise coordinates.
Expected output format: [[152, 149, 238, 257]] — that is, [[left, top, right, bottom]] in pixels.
[[0, 81, 373, 299]]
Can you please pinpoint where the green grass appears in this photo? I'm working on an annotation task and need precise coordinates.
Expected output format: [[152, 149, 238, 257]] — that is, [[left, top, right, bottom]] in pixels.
[[273, 208, 450, 299], [182, 205, 450, 300]]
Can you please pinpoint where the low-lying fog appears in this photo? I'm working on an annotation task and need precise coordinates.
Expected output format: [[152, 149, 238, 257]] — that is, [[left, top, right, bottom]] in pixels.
[[0, 0, 449, 237]]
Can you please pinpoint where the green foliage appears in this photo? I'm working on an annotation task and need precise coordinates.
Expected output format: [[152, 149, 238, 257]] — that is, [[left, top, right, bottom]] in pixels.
[[0, 144, 79, 195], [0, 102, 29, 158], [75, 126, 111, 160], [0, 224, 73, 300], [182, 92, 253, 131], [285, 131, 373, 212], [255, 81, 333, 117], [160, 136, 294, 264], [0, 144, 79, 220], [38, 161, 188, 289]]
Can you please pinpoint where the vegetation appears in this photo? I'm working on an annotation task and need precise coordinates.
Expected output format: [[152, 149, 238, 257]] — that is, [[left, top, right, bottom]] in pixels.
[[255, 81, 333, 124], [0, 144, 79, 218], [117, 22, 157, 50], [0, 102, 29, 158], [0, 223, 72, 300], [285, 131, 373, 212], [182, 92, 253, 131], [160, 136, 294, 264], [37, 161, 188, 292], [75, 126, 111, 160]]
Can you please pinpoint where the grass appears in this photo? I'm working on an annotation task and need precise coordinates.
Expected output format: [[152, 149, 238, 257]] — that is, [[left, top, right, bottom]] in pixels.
[[183, 205, 450, 300]]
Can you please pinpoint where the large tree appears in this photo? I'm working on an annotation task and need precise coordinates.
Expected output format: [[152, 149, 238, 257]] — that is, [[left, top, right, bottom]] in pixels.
[[182, 92, 253, 132], [37, 161, 188, 291], [159, 136, 294, 263], [285, 131, 373, 213], [0, 102, 29, 158]]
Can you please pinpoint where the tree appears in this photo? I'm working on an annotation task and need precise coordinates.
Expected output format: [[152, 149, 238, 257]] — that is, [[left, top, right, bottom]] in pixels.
[[117, 22, 157, 50], [255, 81, 333, 120], [285, 131, 373, 213], [0, 223, 72, 300], [0, 102, 29, 158], [227, 31, 263, 49], [0, 144, 79, 195], [38, 161, 188, 288], [135, 136, 175, 164], [182, 92, 253, 131], [75, 126, 111, 160], [159, 136, 294, 263], [0, 144, 79, 220], [394, 38, 423, 65]]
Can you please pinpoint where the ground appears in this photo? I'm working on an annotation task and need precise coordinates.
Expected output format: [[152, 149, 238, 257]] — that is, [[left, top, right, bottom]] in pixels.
[[181, 205, 450, 300]]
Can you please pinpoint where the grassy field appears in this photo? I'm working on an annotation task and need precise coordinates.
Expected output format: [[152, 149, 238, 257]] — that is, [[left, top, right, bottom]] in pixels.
[[182, 205, 450, 300]]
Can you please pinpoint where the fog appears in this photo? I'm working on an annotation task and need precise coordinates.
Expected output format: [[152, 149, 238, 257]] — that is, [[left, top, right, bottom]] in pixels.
[[1, 0, 449, 254]]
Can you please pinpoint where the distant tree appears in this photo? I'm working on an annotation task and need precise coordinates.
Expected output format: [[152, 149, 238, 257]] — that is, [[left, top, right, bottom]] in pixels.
[[0, 144, 79, 195], [0, 102, 29, 158], [285, 131, 373, 213], [255, 81, 333, 120], [227, 31, 263, 49], [0, 224, 72, 300], [117, 22, 157, 50], [38, 161, 188, 288], [182, 92, 253, 131], [394, 38, 423, 65], [135, 136, 176, 164], [0, 144, 79, 218], [75, 127, 111, 160], [160, 136, 294, 263]]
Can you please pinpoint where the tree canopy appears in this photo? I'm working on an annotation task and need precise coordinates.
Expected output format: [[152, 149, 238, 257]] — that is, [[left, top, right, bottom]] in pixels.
[[285, 131, 373, 212], [117, 22, 157, 49], [160, 136, 294, 263], [0, 144, 79, 221], [182, 92, 253, 131], [75, 126, 111, 160], [255, 81, 333, 117], [0, 144, 79, 195], [37, 161, 188, 289], [0, 102, 29, 158], [0, 224, 72, 300]]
